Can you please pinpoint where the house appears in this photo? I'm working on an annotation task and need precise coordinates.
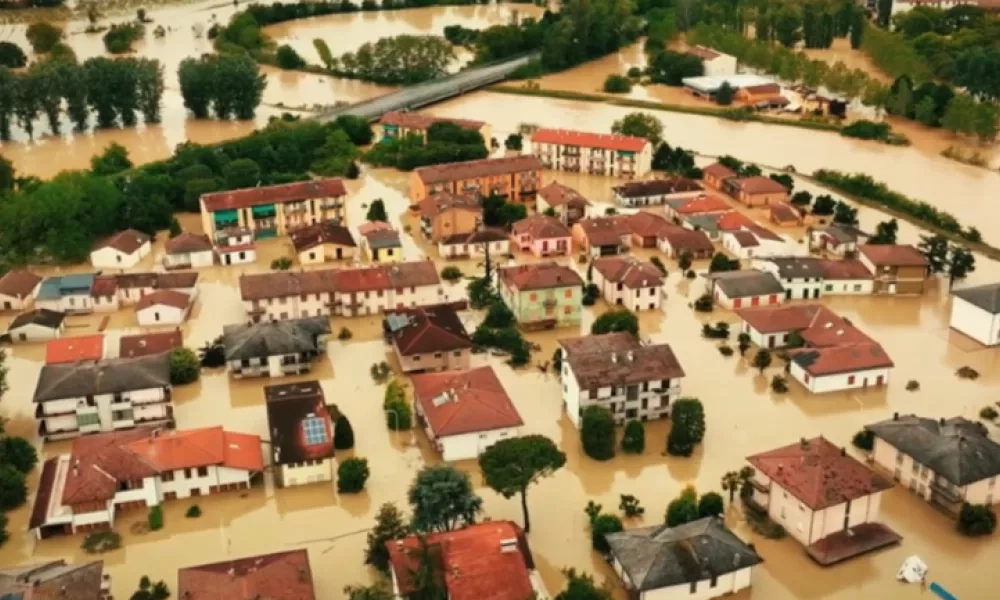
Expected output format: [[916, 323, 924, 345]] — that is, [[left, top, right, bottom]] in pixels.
[[950, 282, 1000, 345], [818, 259, 874, 295], [682, 74, 778, 100], [359, 222, 403, 264], [164, 232, 215, 269], [223, 317, 330, 379], [866, 414, 1000, 511], [662, 194, 730, 220], [752, 256, 826, 300], [858, 244, 928, 295], [573, 216, 631, 257], [35, 273, 96, 314], [178, 550, 316, 600], [45, 334, 104, 364], [746, 437, 898, 565], [90, 229, 151, 269], [702, 163, 737, 190], [685, 45, 738, 76], [384, 304, 473, 373], [418, 191, 482, 243], [606, 517, 762, 600], [497, 263, 584, 329], [706, 271, 784, 309], [734, 84, 789, 109], [658, 226, 715, 259], [30, 426, 261, 537], [199, 179, 348, 240], [0, 560, 111, 600], [265, 380, 335, 488], [722, 226, 787, 260], [111, 271, 199, 307], [215, 227, 257, 266], [511, 214, 572, 257], [724, 176, 789, 207], [6, 309, 66, 343], [530, 128, 652, 178], [387, 521, 547, 600], [289, 220, 356, 265], [536, 181, 590, 225], [0, 268, 41, 311], [119, 330, 183, 358], [135, 290, 194, 326], [769, 202, 803, 226], [439, 228, 510, 259], [32, 353, 174, 441], [684, 210, 758, 241], [736, 303, 838, 349], [410, 155, 542, 205], [809, 224, 869, 257], [614, 178, 703, 208], [625, 211, 671, 248], [378, 111, 490, 144], [411, 366, 522, 461], [592, 256, 664, 311], [559, 332, 684, 427]]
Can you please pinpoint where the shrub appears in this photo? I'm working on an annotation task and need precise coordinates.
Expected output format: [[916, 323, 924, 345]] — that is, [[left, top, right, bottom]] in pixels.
[[603, 74, 633, 94], [581, 406, 615, 461], [981, 406, 999, 421], [0, 465, 26, 511], [957, 366, 980, 380], [698, 492, 724, 518], [370, 361, 391, 383], [718, 345, 734, 357], [906, 380, 920, 391], [26, 22, 63, 53], [168, 347, 200, 385], [701, 322, 729, 339], [334, 415, 355, 450], [271, 257, 293, 270], [744, 502, 786, 539], [103, 22, 144, 54], [591, 310, 639, 336], [619, 494, 645, 518], [666, 486, 698, 526], [770, 375, 788, 393], [693, 293, 713, 312], [582, 283, 600, 306], [685, 269, 696, 279], [841, 120, 892, 141], [504, 134, 523, 151], [383, 380, 412, 430], [338, 457, 371, 493], [338, 327, 353, 341], [148, 506, 163, 531], [590, 514, 623, 553], [621, 420, 645, 454], [667, 399, 705, 457], [0, 437, 37, 474], [82, 531, 122, 554], [441, 266, 463, 282], [627, 66, 643, 79], [852, 429, 874, 451], [186, 505, 202, 518], [276, 44, 307, 69]]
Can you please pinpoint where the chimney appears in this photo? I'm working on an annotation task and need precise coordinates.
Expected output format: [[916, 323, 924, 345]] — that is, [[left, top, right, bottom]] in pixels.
[[893, 412, 899, 420], [611, 352, 617, 364], [499, 538, 519, 553], [799, 437, 808, 449], [627, 350, 634, 362], [840, 447, 846, 457]]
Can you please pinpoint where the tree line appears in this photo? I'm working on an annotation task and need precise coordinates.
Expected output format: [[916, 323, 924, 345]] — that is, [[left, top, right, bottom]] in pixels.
[[332, 35, 454, 85], [178, 54, 266, 121], [364, 121, 488, 170]]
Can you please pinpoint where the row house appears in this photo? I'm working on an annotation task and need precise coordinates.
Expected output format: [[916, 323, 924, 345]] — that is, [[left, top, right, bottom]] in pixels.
[[90, 229, 151, 269], [529, 128, 652, 178], [950, 282, 1000, 346], [706, 270, 784, 309], [178, 550, 316, 600], [858, 244, 928, 295], [614, 177, 703, 208], [573, 216, 631, 257], [559, 332, 684, 428], [752, 256, 874, 299], [30, 426, 261, 538], [377, 110, 490, 144], [32, 354, 174, 442], [497, 262, 583, 330], [417, 191, 482, 243], [627, 211, 673, 249], [591, 256, 664, 311], [682, 210, 757, 241], [199, 179, 348, 241], [663, 193, 730, 221], [536, 181, 590, 225], [265, 380, 336, 488], [163, 232, 215, 269], [723, 176, 790, 207], [222, 317, 330, 379], [90, 271, 199, 313], [721, 225, 788, 259], [809, 224, 869, 257], [438, 228, 510, 260], [629, 211, 713, 258], [289, 220, 357, 265], [409, 155, 542, 205], [0, 560, 111, 599], [0, 268, 41, 311], [818, 258, 875, 295], [511, 214, 572, 257], [215, 227, 257, 266], [384, 303, 473, 373], [35, 273, 97, 314]]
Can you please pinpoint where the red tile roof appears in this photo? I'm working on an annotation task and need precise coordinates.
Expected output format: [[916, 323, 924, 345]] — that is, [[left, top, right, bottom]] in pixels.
[[737, 304, 847, 335], [531, 128, 649, 153], [703, 163, 736, 180], [615, 177, 703, 199], [727, 230, 759, 248], [818, 259, 873, 280], [0, 269, 41, 299], [511, 214, 571, 240], [357, 220, 393, 236], [238, 262, 440, 300], [789, 341, 893, 376], [659, 226, 715, 252], [686, 45, 721, 60], [769, 202, 803, 223], [89, 275, 118, 298], [418, 192, 482, 218], [94, 229, 150, 254], [627, 211, 673, 239], [498, 262, 583, 291], [288, 220, 356, 252], [592, 256, 664, 288], [136, 289, 192, 311], [415, 156, 541, 185], [119, 330, 184, 358], [673, 195, 730, 215], [747, 224, 783, 242], [178, 550, 316, 600], [45, 335, 104, 364], [201, 179, 347, 212], [715, 211, 757, 231], [575, 216, 631, 247], [411, 366, 522, 436], [538, 181, 591, 208], [386, 304, 472, 356], [858, 244, 928, 268], [387, 521, 536, 600], [125, 426, 263, 473], [731, 176, 788, 195], [165, 232, 213, 254], [381, 111, 485, 132]]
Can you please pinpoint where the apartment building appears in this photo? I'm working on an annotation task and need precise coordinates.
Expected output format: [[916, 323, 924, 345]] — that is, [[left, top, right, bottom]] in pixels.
[[222, 317, 330, 379], [613, 177, 703, 208], [858, 244, 929, 295], [199, 179, 348, 240], [530, 128, 652, 178], [418, 191, 483, 242], [265, 381, 335, 488], [410, 156, 542, 205]]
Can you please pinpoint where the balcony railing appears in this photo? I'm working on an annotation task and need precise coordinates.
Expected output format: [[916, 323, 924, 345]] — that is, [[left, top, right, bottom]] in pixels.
[[931, 481, 962, 504]]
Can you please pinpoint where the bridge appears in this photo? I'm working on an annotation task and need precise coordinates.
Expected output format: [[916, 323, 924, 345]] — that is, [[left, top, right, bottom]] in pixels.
[[315, 54, 538, 123]]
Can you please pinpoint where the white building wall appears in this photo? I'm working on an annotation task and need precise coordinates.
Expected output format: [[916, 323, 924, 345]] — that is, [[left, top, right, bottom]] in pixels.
[[136, 304, 187, 326], [788, 363, 891, 394], [91, 243, 150, 269], [439, 427, 520, 462], [614, 189, 702, 208], [72, 505, 115, 528], [219, 248, 256, 266], [871, 436, 998, 505], [752, 260, 823, 300], [0, 289, 37, 311], [279, 459, 334, 487], [640, 568, 753, 600], [7, 323, 61, 342], [740, 322, 795, 350], [950, 296, 1000, 346], [822, 279, 874, 296], [703, 54, 738, 77], [722, 234, 756, 260], [166, 250, 214, 269]]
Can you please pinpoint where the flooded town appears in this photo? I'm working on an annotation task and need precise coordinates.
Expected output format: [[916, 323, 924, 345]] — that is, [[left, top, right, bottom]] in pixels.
[[2, 0, 1000, 599]]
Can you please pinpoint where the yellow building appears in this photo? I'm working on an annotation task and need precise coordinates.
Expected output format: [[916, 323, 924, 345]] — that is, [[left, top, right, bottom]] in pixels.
[[288, 220, 357, 265], [359, 222, 403, 264]]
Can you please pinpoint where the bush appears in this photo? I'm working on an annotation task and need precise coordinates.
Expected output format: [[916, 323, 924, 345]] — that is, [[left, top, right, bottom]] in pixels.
[[504, 134, 523, 151], [103, 22, 144, 54], [271, 257, 293, 270], [841, 120, 892, 141], [334, 415, 355, 450], [906, 380, 920, 392], [338, 327, 353, 341], [0, 437, 38, 473], [441, 266, 463, 282], [338, 457, 370, 493], [581, 406, 615, 461], [693, 293, 713, 312], [0, 42, 27, 68], [619, 494, 644, 518], [148, 505, 163, 531], [591, 310, 639, 336], [582, 283, 600, 306], [370, 361, 391, 383], [718, 345, 734, 357], [667, 398, 705, 457], [698, 492, 724, 518], [82, 531, 122, 554], [980, 406, 999, 421], [603, 74, 633, 94], [168, 347, 200, 385], [186, 505, 202, 518], [621, 420, 645, 454], [715, 81, 734, 105], [276, 44, 307, 69], [958, 503, 997, 537], [770, 375, 788, 393], [701, 322, 729, 339], [383, 380, 412, 430], [0, 465, 26, 511], [666, 486, 698, 526], [26, 22, 63, 54], [627, 66, 643, 79], [852, 429, 874, 451], [590, 514, 623, 553]]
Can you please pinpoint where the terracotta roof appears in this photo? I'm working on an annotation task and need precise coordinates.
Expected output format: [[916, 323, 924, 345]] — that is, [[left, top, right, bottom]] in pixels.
[[387, 521, 535, 600], [731, 176, 788, 195], [615, 178, 703, 199], [239, 269, 339, 301], [592, 256, 664, 288], [702, 163, 736, 180], [119, 330, 184, 358], [575, 216, 631, 247], [385, 304, 472, 356], [61, 428, 159, 505], [343, 265, 397, 293], [498, 262, 583, 291], [560, 332, 684, 389], [165, 232, 213, 254], [0, 269, 41, 299], [45, 334, 104, 364], [818, 259, 872, 280], [94, 229, 150, 254], [264, 381, 334, 466], [411, 366, 522, 437], [125, 426, 263, 473], [28, 459, 58, 530], [714, 211, 757, 231], [201, 179, 347, 212], [289, 220, 356, 253], [746, 224, 783, 242], [858, 244, 928, 268], [658, 226, 715, 252], [115, 271, 199, 290], [769, 202, 802, 223], [386, 260, 441, 289], [239, 262, 440, 300], [748, 437, 892, 510], [686, 45, 722, 60], [441, 228, 509, 245], [538, 181, 591, 208], [789, 341, 893, 376], [357, 220, 393, 236], [627, 212, 673, 239], [0, 560, 107, 600], [380, 111, 485, 132], [737, 304, 848, 335], [89, 275, 118, 298], [531, 128, 649, 153], [136, 289, 192, 312], [178, 550, 316, 600], [511, 214, 571, 240], [727, 230, 759, 248], [418, 192, 482, 218], [415, 155, 541, 185], [666, 194, 729, 215], [363, 228, 402, 250]]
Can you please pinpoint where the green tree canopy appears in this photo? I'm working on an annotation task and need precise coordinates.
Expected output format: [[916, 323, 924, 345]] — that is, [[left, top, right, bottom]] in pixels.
[[0, 437, 38, 474], [478, 435, 566, 533], [365, 503, 410, 572], [91, 143, 134, 176], [611, 112, 664, 144], [407, 465, 483, 532], [581, 405, 615, 461], [591, 310, 639, 336]]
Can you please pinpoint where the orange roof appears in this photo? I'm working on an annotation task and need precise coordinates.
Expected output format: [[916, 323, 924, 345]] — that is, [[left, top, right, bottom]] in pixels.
[[125, 426, 263, 473], [731, 176, 788, 195], [498, 262, 583, 291], [858, 244, 928, 267], [380, 111, 485, 132], [769, 202, 802, 223], [201, 179, 347, 212], [818, 259, 872, 280], [136, 289, 192, 311], [789, 341, 893, 376], [715, 211, 757, 231], [592, 256, 664, 288], [411, 366, 523, 436], [531, 128, 649, 153], [627, 211, 673, 239], [178, 550, 316, 600], [119, 330, 184, 358], [45, 334, 104, 364], [674, 195, 730, 215], [703, 163, 736, 180], [511, 214, 571, 240]]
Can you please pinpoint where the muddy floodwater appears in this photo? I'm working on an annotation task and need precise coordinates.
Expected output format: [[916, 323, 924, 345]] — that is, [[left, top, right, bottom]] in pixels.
[[1, 162, 1000, 599]]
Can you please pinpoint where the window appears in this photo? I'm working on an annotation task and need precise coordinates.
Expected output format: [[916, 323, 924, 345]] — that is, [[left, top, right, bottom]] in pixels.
[[853, 284, 862, 291], [564, 288, 572, 298], [896, 452, 904, 465], [848, 375, 855, 385], [300, 294, 307, 302], [530, 292, 537, 301], [111, 409, 133, 422], [912, 461, 920, 474], [413, 355, 421, 362], [309, 252, 316, 260], [650, 287, 655, 296], [197, 466, 208, 477], [76, 413, 100, 427], [453, 351, 462, 357], [434, 352, 443, 358], [710, 576, 717, 588], [690, 581, 697, 594], [162, 471, 174, 482], [825, 284, 833, 291], [589, 388, 598, 399], [564, 305, 572, 314], [303, 416, 328, 445]]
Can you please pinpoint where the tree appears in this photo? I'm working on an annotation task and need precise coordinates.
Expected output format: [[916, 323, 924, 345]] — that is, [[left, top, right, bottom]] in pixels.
[[603, 74, 632, 93], [737, 332, 751, 356], [338, 457, 370, 493], [580, 405, 615, 461], [478, 435, 566, 533], [708, 252, 737, 273], [833, 201, 858, 226], [919, 234, 950, 274], [334, 115, 374, 145], [957, 503, 996, 536], [91, 143, 134, 176], [504, 133, 523, 150], [715, 81, 734, 106], [26, 22, 63, 54], [334, 415, 355, 450], [591, 310, 639, 336], [812, 194, 836, 215], [852, 430, 875, 451], [621, 420, 645, 454], [941, 94, 977, 137], [168, 348, 200, 385], [129, 576, 170, 600], [365, 503, 410, 572], [365, 198, 389, 222], [667, 398, 705, 457], [666, 486, 698, 526], [590, 513, 623, 553], [646, 50, 704, 86], [222, 158, 261, 189], [948, 246, 975, 288], [0, 156, 14, 193], [408, 464, 483, 532], [345, 583, 393, 600], [752, 349, 772, 374], [868, 219, 899, 245], [335, 35, 454, 85], [611, 112, 664, 145], [0, 43, 27, 69], [0, 437, 38, 474], [698, 492, 724, 518], [720, 466, 755, 503], [555, 568, 612, 600], [276, 44, 307, 69], [0, 465, 27, 511], [678, 250, 693, 271], [774, 5, 803, 48]]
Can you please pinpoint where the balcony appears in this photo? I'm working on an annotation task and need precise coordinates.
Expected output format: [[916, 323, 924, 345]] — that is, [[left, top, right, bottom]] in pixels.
[[931, 480, 962, 506]]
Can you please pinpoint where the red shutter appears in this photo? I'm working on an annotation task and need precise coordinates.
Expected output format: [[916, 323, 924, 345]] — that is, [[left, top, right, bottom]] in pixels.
[[751, 296, 760, 307], [733, 298, 742, 309]]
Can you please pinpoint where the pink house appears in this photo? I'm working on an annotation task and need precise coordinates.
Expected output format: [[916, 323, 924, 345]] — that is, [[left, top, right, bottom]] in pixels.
[[510, 214, 572, 258]]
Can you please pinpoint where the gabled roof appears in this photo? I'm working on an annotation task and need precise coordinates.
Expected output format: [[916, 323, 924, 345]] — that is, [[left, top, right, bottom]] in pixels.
[[615, 178, 703, 199], [37, 274, 96, 300], [665, 194, 728, 215], [0, 269, 41, 299], [710, 271, 784, 298], [440, 228, 509, 245], [759, 256, 825, 279], [627, 211, 673, 239], [8, 308, 65, 331], [726, 230, 759, 248], [385, 304, 472, 356], [0, 560, 107, 600], [33, 354, 171, 402], [606, 517, 762, 591], [575, 216, 631, 247], [239, 269, 339, 301], [418, 191, 482, 218], [45, 334, 104, 364], [538, 181, 591, 208], [238, 262, 440, 300], [818, 259, 872, 280], [747, 436, 893, 510], [715, 211, 757, 232], [411, 366, 523, 436], [511, 214, 571, 240], [94, 229, 150, 254], [592, 256, 664, 288], [769, 202, 802, 223], [125, 426, 262, 473], [702, 163, 736, 180], [789, 341, 893, 376], [289, 220, 356, 253], [222, 317, 330, 361], [953, 283, 1000, 314], [380, 111, 485, 132], [363, 228, 402, 250], [415, 156, 541, 185], [858, 244, 928, 267], [115, 271, 199, 290], [165, 232, 213, 254], [731, 176, 787, 195], [497, 262, 583, 291], [119, 330, 184, 358], [136, 289, 192, 312], [866, 415, 1000, 486], [201, 179, 347, 212], [264, 380, 334, 466], [178, 550, 316, 600], [560, 333, 684, 389], [531, 128, 648, 152], [659, 226, 715, 252]]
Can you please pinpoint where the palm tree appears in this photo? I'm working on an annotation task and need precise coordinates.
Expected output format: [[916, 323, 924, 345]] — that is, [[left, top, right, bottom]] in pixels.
[[720, 466, 756, 504]]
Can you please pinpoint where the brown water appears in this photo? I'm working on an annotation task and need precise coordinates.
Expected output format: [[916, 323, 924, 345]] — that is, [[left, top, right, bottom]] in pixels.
[[2, 166, 1000, 599]]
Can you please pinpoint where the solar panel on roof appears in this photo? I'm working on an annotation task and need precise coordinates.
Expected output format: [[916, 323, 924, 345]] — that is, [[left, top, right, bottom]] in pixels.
[[302, 416, 327, 445]]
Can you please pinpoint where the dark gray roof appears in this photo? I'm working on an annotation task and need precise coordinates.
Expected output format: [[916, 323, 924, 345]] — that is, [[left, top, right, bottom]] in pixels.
[[759, 256, 825, 279], [823, 224, 867, 244], [605, 517, 762, 591], [33, 354, 170, 402], [223, 317, 330, 361], [710, 271, 784, 298], [953, 283, 1000, 314], [0, 560, 106, 600], [8, 309, 65, 331], [866, 415, 1000, 486]]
